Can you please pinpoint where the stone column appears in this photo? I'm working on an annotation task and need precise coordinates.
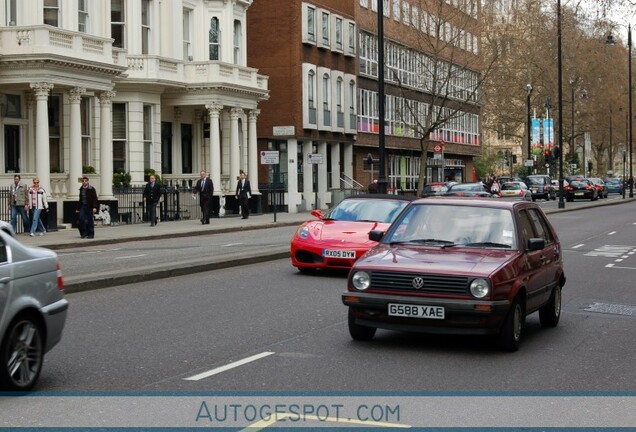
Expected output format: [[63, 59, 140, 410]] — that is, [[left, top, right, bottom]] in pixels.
[[330, 142, 341, 190], [230, 107, 243, 182], [206, 102, 222, 194], [99, 91, 116, 199], [317, 141, 328, 209], [247, 109, 260, 193], [287, 138, 300, 213], [173, 107, 183, 175], [30, 82, 53, 194], [343, 141, 353, 183], [68, 87, 86, 199], [302, 140, 314, 210]]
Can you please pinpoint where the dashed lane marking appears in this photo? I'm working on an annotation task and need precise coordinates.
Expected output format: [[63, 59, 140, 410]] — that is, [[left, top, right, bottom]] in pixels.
[[184, 352, 275, 381], [571, 244, 584, 249], [114, 254, 146, 259]]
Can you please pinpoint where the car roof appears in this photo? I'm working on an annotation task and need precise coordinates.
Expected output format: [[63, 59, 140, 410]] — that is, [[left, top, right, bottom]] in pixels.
[[412, 196, 535, 209], [344, 193, 416, 201]]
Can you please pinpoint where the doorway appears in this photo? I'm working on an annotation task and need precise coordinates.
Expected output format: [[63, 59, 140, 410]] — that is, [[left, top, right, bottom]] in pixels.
[[4, 125, 20, 173]]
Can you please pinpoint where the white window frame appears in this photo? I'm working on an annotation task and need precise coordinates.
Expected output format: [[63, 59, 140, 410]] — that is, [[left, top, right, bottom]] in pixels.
[[333, 16, 343, 52], [80, 97, 92, 166], [318, 67, 331, 131], [392, 0, 400, 22], [345, 20, 356, 56], [402, 1, 410, 25], [233, 19, 242, 64], [302, 63, 318, 129], [183, 8, 192, 60], [141, 0, 151, 54], [112, 102, 128, 172], [302, 3, 316, 44], [143, 104, 153, 169], [78, 0, 89, 32], [345, 75, 357, 133], [111, 0, 126, 49], [209, 16, 221, 60], [6, 0, 17, 25], [360, 0, 369, 7], [332, 72, 345, 132], [43, 0, 60, 27], [319, 9, 330, 49]]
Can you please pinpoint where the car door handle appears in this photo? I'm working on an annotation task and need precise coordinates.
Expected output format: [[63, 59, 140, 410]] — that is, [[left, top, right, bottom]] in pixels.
[[0, 276, 11, 285]]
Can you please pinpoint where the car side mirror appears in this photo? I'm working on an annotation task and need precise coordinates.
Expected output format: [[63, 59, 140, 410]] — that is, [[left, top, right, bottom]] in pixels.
[[369, 230, 384, 242], [310, 209, 323, 220], [527, 238, 545, 251]]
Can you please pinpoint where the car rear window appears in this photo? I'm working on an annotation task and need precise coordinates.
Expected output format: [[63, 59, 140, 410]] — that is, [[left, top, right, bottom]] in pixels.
[[527, 177, 546, 184], [501, 183, 521, 190]]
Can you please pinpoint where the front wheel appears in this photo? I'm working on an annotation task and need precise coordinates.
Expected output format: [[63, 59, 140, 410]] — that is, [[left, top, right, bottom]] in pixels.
[[539, 285, 562, 327], [0, 315, 44, 391], [348, 309, 376, 341], [498, 297, 525, 352]]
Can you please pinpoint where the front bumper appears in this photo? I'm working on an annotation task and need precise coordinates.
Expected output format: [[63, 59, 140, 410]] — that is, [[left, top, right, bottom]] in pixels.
[[343, 291, 511, 335]]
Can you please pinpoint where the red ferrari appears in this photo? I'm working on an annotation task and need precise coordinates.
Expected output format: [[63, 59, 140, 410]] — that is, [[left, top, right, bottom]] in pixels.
[[290, 194, 414, 273]]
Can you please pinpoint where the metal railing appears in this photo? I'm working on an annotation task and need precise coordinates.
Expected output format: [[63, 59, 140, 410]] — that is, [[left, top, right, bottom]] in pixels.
[[113, 186, 201, 224]]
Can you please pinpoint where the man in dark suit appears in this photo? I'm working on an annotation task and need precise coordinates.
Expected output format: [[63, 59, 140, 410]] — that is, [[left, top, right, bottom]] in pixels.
[[194, 169, 213, 224], [143, 175, 161, 226], [235, 171, 252, 219]]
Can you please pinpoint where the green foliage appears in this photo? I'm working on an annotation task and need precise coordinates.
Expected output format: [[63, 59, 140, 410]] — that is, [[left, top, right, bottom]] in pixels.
[[113, 169, 131, 187], [50, 166, 62, 173], [473, 145, 500, 180], [144, 168, 162, 184], [83, 165, 96, 174]]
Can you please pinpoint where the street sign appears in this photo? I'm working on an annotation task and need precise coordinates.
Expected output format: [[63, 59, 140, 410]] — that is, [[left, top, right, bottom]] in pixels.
[[570, 163, 578, 170], [307, 153, 323, 164], [524, 159, 534, 167], [260, 150, 279, 165], [273, 126, 295, 136], [433, 144, 442, 153]]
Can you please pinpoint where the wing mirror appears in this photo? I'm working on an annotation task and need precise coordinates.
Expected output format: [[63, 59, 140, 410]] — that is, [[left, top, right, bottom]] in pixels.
[[527, 238, 546, 251], [310, 209, 323, 220], [369, 230, 385, 242]]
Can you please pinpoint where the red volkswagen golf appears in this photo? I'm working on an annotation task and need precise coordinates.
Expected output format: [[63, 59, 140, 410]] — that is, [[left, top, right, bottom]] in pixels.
[[342, 197, 565, 351]]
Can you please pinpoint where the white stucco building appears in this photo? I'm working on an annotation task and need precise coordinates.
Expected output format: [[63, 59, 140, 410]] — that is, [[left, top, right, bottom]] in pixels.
[[0, 0, 268, 223]]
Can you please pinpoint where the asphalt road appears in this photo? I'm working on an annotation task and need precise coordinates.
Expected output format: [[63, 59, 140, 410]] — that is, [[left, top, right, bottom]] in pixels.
[[36, 201, 636, 393]]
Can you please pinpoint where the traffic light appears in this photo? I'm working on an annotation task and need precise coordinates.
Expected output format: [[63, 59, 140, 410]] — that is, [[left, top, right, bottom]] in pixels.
[[544, 149, 550, 158], [587, 160, 593, 173], [512, 155, 517, 164], [553, 146, 561, 158]]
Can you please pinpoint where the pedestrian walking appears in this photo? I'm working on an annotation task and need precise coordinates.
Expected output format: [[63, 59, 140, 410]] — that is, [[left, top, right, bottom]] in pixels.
[[235, 171, 252, 219], [27, 177, 48, 237], [143, 175, 161, 226], [77, 176, 99, 239], [9, 174, 30, 233], [193, 169, 213, 224]]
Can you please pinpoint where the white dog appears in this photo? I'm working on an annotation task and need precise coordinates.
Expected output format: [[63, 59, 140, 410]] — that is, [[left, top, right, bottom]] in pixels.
[[95, 204, 111, 225]]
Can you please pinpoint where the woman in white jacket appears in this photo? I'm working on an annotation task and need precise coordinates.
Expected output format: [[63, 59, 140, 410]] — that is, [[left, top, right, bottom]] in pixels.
[[27, 177, 49, 236]]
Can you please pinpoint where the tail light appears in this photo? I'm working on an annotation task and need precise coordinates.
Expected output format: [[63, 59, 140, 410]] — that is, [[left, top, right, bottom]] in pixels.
[[586, 185, 593, 190], [519, 190, 524, 197], [566, 186, 573, 191], [56, 262, 64, 291]]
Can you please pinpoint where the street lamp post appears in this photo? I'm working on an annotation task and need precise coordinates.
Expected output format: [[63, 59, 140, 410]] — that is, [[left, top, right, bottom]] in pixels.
[[377, 0, 387, 194], [629, 24, 633, 198], [527, 84, 533, 178], [557, 0, 565, 208]]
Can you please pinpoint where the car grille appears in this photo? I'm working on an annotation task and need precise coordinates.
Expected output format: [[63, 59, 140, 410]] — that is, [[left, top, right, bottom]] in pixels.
[[370, 271, 469, 295]]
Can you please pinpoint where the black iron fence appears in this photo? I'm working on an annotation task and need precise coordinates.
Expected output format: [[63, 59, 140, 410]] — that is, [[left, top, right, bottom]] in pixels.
[[113, 186, 201, 224]]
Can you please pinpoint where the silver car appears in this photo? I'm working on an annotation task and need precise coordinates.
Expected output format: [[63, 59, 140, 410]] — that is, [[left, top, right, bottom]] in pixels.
[[0, 230, 68, 391]]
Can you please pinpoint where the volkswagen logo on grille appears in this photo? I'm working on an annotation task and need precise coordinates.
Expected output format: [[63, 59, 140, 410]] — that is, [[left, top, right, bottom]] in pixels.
[[412, 277, 425, 289]]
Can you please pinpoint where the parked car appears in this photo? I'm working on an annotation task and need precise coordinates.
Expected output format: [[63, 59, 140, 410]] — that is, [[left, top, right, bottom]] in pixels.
[[499, 181, 532, 200], [444, 182, 497, 198], [421, 182, 449, 198], [0, 221, 15, 238], [342, 198, 565, 351], [525, 175, 556, 201], [551, 179, 569, 197], [588, 178, 608, 199], [604, 177, 623, 195], [0, 230, 68, 391], [290, 194, 414, 273], [565, 178, 598, 201]]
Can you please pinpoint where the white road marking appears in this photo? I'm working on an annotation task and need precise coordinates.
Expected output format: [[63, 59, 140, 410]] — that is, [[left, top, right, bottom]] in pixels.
[[184, 351, 275, 381], [606, 264, 636, 270], [615, 259, 624, 262], [608, 231, 616, 235], [571, 244, 584, 249], [242, 413, 410, 430], [607, 264, 615, 267], [222, 243, 244, 247], [114, 254, 146, 259]]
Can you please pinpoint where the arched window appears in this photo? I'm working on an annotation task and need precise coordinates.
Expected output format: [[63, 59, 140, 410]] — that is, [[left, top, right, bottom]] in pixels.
[[322, 74, 330, 111], [336, 78, 343, 113], [209, 17, 220, 60]]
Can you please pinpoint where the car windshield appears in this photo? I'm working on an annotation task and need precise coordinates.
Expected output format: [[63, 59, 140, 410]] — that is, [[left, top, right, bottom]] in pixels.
[[384, 204, 517, 249], [326, 198, 409, 223], [606, 179, 620, 184], [501, 182, 521, 191], [570, 180, 588, 187], [527, 177, 545, 185], [448, 183, 483, 192]]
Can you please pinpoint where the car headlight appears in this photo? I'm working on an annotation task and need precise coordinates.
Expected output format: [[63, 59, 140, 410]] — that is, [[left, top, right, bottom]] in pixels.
[[351, 271, 371, 290], [298, 226, 309, 239], [469, 278, 490, 298]]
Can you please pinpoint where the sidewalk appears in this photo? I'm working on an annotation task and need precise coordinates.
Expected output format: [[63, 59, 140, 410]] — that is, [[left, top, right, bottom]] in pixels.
[[19, 211, 311, 251]]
